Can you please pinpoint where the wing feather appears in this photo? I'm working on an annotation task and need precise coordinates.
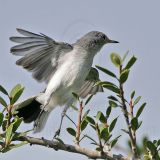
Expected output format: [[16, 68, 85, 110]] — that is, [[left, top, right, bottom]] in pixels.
[[11, 41, 46, 50], [10, 28, 73, 83], [10, 37, 44, 43], [79, 67, 103, 98], [16, 28, 43, 37]]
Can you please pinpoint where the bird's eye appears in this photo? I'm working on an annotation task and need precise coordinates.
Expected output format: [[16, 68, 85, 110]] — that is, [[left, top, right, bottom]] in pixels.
[[102, 35, 106, 40]]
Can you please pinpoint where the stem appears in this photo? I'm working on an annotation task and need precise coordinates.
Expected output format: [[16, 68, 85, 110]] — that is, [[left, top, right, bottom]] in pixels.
[[96, 123, 103, 153], [6, 104, 13, 128], [83, 134, 99, 145], [76, 101, 83, 145], [119, 65, 138, 158], [129, 100, 137, 152], [65, 114, 77, 128], [129, 100, 133, 118], [5, 103, 13, 147]]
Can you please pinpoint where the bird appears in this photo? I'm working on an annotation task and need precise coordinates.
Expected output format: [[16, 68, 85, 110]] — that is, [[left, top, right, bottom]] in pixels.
[[10, 28, 119, 135]]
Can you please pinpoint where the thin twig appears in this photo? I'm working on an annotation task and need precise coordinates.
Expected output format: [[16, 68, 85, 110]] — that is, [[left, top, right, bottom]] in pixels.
[[129, 100, 133, 118], [5, 103, 13, 147], [84, 134, 99, 145], [119, 65, 138, 158], [96, 123, 103, 153], [129, 100, 137, 151], [65, 114, 77, 128], [76, 101, 83, 145]]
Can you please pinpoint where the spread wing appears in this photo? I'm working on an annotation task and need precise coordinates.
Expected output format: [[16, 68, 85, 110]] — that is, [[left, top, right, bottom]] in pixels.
[[10, 28, 73, 83], [79, 67, 103, 98]]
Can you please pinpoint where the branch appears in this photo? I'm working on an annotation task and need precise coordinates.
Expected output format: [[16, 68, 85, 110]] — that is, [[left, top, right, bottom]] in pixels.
[[76, 101, 83, 145], [119, 65, 138, 158], [1, 136, 129, 160]]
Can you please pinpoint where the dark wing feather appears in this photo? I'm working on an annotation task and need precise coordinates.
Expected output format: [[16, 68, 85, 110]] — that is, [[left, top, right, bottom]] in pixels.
[[79, 67, 103, 98], [10, 28, 73, 83]]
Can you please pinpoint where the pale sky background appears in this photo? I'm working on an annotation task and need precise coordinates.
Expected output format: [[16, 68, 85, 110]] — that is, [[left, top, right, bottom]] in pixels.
[[0, 0, 160, 159]]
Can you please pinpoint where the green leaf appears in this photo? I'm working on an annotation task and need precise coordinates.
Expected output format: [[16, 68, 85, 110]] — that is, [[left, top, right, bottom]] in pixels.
[[95, 65, 117, 78], [99, 123, 106, 132], [72, 92, 79, 101], [13, 117, 23, 132], [86, 116, 95, 126], [120, 69, 130, 84], [96, 81, 116, 87], [2, 120, 7, 131], [109, 100, 118, 108], [108, 96, 118, 102], [110, 135, 121, 148], [103, 84, 120, 94], [100, 128, 110, 141], [111, 139, 118, 148], [0, 96, 7, 107], [136, 103, 146, 118], [66, 128, 76, 137], [110, 53, 122, 67], [134, 96, 141, 106], [138, 121, 143, 129], [5, 123, 14, 145], [11, 87, 24, 105], [131, 91, 135, 99], [121, 129, 129, 134], [96, 111, 106, 123], [82, 109, 90, 121], [10, 84, 22, 98], [0, 85, 8, 96], [122, 50, 129, 62], [85, 95, 93, 105], [131, 117, 138, 131], [109, 117, 118, 132], [146, 141, 157, 156], [0, 112, 4, 127], [125, 56, 137, 69], [80, 120, 88, 131], [106, 106, 112, 118]]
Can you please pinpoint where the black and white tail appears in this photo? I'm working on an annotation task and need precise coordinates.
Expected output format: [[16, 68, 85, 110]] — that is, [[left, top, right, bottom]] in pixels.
[[14, 96, 50, 132]]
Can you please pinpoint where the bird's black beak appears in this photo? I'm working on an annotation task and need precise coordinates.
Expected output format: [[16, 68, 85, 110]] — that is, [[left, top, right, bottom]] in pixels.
[[108, 39, 119, 43]]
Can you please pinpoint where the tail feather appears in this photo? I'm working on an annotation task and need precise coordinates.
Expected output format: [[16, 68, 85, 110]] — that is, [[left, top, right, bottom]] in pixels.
[[33, 111, 50, 133], [15, 96, 41, 123], [14, 96, 51, 132]]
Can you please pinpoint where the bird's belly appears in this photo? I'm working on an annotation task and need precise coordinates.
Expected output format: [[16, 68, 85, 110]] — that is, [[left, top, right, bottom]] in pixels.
[[46, 61, 91, 108], [58, 60, 91, 95], [44, 49, 93, 110]]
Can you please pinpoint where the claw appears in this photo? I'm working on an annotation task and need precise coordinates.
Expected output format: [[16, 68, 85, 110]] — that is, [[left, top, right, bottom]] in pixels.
[[53, 129, 61, 139]]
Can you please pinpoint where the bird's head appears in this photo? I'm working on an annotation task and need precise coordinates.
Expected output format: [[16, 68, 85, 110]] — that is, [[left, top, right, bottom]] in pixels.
[[75, 31, 119, 53]]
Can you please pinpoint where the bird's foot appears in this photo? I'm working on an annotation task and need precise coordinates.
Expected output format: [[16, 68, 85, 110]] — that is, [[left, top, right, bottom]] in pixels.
[[53, 128, 61, 139]]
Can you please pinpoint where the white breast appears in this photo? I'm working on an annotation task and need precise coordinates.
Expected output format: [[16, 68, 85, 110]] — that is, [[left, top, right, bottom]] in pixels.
[[39, 46, 94, 110]]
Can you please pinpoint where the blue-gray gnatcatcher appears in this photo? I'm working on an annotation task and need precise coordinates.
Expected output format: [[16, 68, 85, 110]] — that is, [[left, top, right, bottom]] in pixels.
[[10, 29, 118, 134]]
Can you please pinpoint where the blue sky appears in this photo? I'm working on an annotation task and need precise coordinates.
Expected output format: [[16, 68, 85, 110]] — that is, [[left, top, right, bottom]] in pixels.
[[0, 0, 160, 159]]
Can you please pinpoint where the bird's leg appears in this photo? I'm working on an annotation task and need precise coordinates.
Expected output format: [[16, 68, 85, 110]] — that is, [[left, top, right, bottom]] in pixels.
[[53, 105, 69, 138]]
